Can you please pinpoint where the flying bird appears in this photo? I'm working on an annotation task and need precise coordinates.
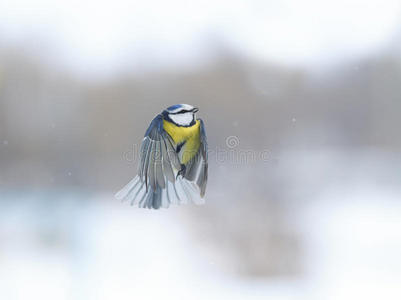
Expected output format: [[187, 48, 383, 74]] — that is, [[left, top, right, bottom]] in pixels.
[[115, 104, 208, 209]]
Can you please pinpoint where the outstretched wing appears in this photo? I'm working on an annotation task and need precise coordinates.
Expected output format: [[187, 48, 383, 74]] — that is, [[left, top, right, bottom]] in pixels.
[[115, 114, 206, 208], [184, 118, 208, 197], [140, 114, 181, 191]]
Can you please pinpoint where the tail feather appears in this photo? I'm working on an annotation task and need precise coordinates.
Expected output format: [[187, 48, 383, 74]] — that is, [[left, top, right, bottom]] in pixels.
[[115, 175, 204, 209], [115, 176, 140, 201]]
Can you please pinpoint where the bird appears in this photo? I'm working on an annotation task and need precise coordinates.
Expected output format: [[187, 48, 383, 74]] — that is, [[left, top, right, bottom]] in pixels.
[[115, 104, 208, 209]]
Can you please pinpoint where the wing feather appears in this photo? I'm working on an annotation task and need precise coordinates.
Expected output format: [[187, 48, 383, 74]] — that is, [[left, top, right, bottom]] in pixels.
[[136, 114, 181, 207], [155, 141, 166, 188], [148, 141, 156, 190], [161, 138, 175, 182]]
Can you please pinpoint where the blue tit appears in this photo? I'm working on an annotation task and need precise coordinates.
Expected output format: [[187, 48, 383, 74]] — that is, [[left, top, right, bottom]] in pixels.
[[115, 104, 208, 209]]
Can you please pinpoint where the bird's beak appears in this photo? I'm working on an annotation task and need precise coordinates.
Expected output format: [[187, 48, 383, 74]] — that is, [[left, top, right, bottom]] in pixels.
[[193, 107, 199, 113]]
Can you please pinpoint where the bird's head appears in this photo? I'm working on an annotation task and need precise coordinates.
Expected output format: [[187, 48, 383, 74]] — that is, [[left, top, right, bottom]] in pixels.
[[163, 104, 199, 126]]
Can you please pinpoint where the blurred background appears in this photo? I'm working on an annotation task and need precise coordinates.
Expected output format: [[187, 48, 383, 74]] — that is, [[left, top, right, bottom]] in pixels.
[[1, 1, 401, 299]]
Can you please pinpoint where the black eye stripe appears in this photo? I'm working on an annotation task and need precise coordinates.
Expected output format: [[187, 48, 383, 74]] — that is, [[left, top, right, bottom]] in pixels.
[[169, 109, 194, 115]]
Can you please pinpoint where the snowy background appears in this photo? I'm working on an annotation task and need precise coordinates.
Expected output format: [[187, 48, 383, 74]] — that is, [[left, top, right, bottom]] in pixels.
[[1, 1, 401, 299]]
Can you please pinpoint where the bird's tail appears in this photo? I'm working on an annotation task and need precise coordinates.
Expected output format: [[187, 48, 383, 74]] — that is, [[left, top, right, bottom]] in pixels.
[[115, 176, 204, 209]]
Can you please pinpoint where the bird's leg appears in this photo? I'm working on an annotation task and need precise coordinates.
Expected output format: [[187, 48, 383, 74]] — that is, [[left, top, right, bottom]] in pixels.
[[177, 164, 186, 179]]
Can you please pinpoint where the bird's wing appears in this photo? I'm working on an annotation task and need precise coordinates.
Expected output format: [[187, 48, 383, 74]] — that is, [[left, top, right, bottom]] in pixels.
[[116, 114, 181, 208], [139, 114, 181, 190], [184, 118, 208, 197]]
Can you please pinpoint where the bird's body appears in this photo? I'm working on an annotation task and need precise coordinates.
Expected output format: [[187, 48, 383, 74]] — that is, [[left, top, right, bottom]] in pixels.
[[115, 104, 208, 209], [163, 119, 201, 164]]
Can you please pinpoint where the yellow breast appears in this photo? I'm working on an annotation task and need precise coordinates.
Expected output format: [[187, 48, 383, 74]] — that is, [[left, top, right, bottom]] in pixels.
[[163, 119, 201, 164]]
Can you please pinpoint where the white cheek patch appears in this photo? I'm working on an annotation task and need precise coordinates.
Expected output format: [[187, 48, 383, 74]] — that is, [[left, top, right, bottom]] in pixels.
[[169, 112, 193, 126]]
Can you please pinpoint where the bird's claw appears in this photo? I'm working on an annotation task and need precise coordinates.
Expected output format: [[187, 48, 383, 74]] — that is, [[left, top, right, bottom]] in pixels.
[[176, 164, 186, 179]]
